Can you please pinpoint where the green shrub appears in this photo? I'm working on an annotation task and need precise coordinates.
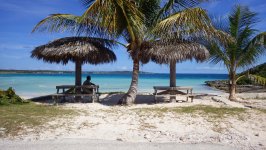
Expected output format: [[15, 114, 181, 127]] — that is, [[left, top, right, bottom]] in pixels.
[[237, 77, 253, 85], [0, 88, 25, 105]]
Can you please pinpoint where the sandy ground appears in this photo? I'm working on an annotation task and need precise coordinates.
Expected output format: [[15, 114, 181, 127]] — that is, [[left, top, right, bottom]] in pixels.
[[2, 93, 266, 150], [0, 139, 234, 150]]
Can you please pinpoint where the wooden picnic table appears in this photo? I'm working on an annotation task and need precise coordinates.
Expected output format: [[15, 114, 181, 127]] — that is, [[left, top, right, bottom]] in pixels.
[[52, 85, 99, 103], [153, 86, 194, 103], [56, 85, 99, 94]]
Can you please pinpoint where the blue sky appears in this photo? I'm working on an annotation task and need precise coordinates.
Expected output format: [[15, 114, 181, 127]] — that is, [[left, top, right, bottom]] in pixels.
[[0, 0, 265, 73]]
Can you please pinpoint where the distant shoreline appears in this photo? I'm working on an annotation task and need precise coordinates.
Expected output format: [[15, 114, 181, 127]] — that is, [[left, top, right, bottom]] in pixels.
[[0, 69, 227, 75], [0, 70, 154, 75]]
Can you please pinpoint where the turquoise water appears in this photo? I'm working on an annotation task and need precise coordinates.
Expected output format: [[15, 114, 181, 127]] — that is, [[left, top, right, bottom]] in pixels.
[[0, 73, 227, 98]]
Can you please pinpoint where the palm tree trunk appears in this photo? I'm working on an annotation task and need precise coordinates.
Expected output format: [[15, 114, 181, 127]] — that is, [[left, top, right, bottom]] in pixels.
[[169, 60, 176, 102], [229, 71, 237, 101], [118, 57, 139, 105]]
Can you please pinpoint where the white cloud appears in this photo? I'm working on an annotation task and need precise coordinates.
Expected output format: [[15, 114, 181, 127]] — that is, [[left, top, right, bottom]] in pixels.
[[0, 44, 35, 50], [196, 66, 226, 71], [0, 54, 26, 59], [120, 66, 128, 70]]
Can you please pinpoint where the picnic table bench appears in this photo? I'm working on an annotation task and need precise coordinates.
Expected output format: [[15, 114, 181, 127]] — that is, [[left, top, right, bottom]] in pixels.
[[153, 86, 194, 103], [52, 85, 99, 103]]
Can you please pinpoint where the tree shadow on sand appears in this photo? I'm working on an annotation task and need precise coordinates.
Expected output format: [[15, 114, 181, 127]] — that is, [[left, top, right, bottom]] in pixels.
[[30, 94, 161, 106], [29, 93, 213, 106], [100, 94, 158, 106]]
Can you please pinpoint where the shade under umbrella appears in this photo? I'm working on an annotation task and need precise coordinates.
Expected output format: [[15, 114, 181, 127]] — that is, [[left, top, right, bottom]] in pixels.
[[142, 40, 209, 87], [31, 37, 116, 86]]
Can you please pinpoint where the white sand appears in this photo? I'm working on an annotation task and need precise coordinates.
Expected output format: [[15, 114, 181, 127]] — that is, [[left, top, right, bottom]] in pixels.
[[2, 93, 266, 150]]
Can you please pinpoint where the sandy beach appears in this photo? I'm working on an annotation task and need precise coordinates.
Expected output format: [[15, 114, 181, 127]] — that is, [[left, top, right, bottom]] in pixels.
[[1, 93, 266, 150]]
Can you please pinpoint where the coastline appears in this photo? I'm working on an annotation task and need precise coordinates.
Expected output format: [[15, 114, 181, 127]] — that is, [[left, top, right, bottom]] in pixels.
[[0, 73, 227, 99]]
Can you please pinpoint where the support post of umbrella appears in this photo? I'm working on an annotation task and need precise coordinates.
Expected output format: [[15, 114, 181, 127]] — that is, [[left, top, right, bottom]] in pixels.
[[75, 60, 82, 101], [75, 60, 82, 87], [169, 60, 176, 102]]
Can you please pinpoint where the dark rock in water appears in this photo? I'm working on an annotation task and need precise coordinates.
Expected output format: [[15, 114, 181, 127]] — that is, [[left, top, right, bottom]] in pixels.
[[205, 80, 229, 91], [205, 80, 265, 93], [205, 80, 228, 87]]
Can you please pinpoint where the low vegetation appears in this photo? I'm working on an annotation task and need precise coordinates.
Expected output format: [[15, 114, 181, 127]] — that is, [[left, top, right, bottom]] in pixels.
[[134, 105, 246, 119], [256, 108, 266, 114], [239, 63, 266, 78], [0, 88, 26, 105], [0, 103, 76, 137]]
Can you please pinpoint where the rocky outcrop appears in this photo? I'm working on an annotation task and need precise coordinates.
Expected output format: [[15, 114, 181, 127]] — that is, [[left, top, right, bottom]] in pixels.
[[205, 80, 265, 93]]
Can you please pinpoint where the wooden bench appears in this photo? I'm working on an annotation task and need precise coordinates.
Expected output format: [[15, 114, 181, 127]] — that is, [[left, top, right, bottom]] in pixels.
[[153, 86, 194, 103], [52, 85, 99, 103]]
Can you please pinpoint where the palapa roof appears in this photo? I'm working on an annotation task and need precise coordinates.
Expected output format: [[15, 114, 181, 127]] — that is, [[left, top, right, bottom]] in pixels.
[[31, 37, 116, 64], [141, 40, 209, 64]]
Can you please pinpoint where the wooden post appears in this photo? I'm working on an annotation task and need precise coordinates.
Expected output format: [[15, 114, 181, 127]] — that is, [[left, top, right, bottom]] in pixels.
[[169, 60, 176, 102], [75, 61, 82, 101], [170, 60, 176, 87], [75, 61, 82, 86]]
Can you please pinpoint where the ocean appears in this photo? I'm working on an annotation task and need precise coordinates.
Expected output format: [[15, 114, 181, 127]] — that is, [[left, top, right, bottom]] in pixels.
[[0, 73, 227, 98]]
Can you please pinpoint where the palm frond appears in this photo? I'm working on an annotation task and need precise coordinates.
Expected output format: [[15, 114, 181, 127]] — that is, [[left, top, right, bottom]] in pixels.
[[236, 74, 246, 82], [81, 0, 145, 40], [32, 14, 107, 38], [208, 42, 230, 67], [247, 32, 266, 47], [138, 0, 161, 28], [156, 0, 208, 21], [229, 5, 258, 39], [154, 8, 210, 37], [153, 7, 231, 43], [237, 32, 266, 68], [32, 14, 81, 33], [249, 74, 266, 86]]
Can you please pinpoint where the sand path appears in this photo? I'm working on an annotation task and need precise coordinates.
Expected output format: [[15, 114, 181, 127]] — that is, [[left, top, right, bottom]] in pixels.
[[0, 139, 234, 150]]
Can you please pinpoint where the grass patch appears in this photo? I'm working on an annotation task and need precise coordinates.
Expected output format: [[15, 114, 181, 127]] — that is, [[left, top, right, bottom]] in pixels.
[[255, 108, 266, 114], [139, 123, 157, 131], [133, 105, 246, 119], [0, 102, 76, 137]]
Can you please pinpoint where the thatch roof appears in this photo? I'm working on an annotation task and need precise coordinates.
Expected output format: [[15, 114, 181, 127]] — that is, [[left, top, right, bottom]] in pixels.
[[141, 40, 209, 64], [31, 37, 116, 64]]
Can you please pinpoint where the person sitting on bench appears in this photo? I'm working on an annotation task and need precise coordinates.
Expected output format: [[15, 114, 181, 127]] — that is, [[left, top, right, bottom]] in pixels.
[[82, 75, 95, 94]]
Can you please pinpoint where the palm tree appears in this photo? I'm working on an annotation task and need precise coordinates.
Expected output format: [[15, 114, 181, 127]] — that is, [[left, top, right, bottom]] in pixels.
[[33, 0, 219, 105], [80, 0, 222, 105], [208, 5, 266, 101]]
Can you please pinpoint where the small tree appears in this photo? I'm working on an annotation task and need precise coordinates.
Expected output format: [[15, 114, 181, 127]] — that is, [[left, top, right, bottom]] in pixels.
[[208, 5, 266, 100]]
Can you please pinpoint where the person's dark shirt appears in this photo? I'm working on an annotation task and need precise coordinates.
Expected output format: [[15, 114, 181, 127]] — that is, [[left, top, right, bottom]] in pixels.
[[82, 80, 95, 94]]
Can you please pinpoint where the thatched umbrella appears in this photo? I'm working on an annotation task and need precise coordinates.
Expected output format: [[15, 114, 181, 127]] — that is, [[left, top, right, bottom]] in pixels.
[[142, 40, 209, 87], [31, 37, 116, 87]]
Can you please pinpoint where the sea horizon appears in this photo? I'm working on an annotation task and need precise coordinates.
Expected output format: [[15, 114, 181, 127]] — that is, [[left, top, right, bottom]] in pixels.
[[0, 69, 228, 75], [0, 72, 227, 98]]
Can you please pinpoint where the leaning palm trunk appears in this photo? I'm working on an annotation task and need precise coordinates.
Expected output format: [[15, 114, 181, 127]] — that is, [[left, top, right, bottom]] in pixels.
[[118, 57, 140, 105]]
